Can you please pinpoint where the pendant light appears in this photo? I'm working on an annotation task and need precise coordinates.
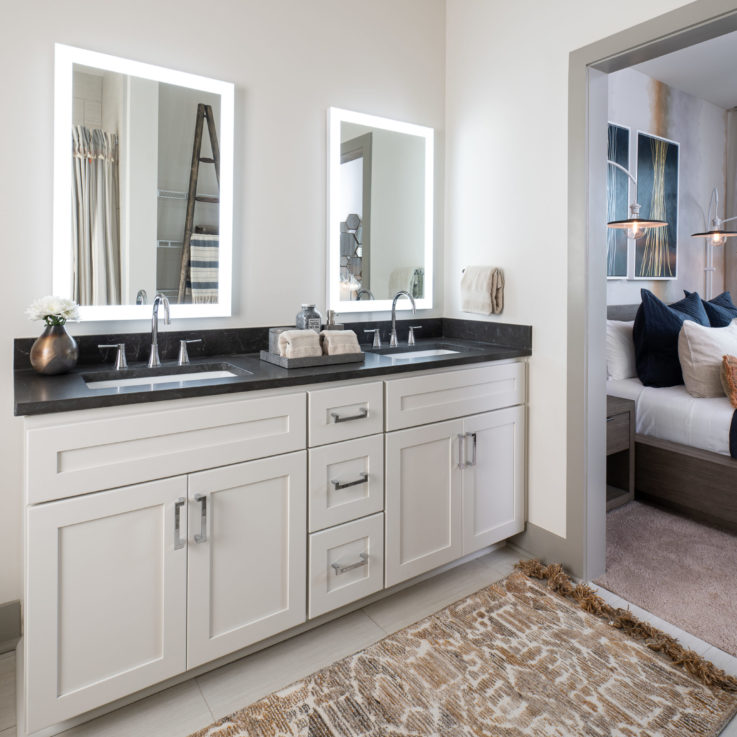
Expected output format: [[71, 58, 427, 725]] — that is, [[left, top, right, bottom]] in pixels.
[[691, 187, 737, 246], [607, 159, 668, 239]]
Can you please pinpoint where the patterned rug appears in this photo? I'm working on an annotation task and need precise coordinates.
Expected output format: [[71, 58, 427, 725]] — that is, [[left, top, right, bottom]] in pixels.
[[190, 569, 737, 737]]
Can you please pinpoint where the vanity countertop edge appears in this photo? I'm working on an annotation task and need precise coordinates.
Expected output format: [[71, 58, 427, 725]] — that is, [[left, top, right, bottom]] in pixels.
[[14, 338, 531, 417]]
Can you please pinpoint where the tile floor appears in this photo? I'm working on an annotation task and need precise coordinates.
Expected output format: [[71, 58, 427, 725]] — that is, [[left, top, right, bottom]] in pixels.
[[0, 544, 735, 736]]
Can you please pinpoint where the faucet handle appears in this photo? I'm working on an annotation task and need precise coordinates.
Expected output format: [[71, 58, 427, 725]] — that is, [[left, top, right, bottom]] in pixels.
[[408, 326, 422, 346], [363, 329, 382, 348], [98, 343, 127, 370], [178, 339, 202, 366]]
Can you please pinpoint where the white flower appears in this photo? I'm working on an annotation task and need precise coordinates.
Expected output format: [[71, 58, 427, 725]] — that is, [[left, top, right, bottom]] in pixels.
[[26, 296, 80, 325]]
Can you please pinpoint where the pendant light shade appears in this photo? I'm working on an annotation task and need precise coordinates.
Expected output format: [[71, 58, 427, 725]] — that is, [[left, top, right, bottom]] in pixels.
[[691, 187, 737, 246], [606, 162, 667, 239], [607, 202, 667, 240]]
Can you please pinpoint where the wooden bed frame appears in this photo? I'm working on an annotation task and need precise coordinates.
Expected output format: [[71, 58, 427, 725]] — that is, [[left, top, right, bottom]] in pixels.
[[607, 304, 737, 534]]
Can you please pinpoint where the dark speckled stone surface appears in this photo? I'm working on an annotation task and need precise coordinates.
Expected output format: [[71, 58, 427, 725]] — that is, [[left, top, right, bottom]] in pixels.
[[14, 318, 531, 416]]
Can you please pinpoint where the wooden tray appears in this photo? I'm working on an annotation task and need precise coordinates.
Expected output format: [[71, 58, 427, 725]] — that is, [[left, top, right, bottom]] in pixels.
[[259, 350, 365, 369]]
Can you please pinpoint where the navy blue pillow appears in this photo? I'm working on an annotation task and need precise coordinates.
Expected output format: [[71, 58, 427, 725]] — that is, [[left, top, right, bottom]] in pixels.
[[683, 290, 737, 327], [633, 289, 709, 387]]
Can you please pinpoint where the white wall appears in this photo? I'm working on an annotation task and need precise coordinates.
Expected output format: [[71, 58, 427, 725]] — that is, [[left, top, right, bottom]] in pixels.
[[607, 67, 727, 304], [444, 0, 692, 538], [0, 0, 445, 606]]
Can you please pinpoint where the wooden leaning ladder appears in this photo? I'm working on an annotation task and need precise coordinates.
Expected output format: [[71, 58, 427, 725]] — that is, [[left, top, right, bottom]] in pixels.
[[177, 103, 221, 303]]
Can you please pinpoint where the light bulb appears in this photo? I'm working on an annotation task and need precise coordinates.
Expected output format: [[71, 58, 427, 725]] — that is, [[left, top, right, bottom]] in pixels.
[[711, 233, 726, 246], [627, 222, 641, 240]]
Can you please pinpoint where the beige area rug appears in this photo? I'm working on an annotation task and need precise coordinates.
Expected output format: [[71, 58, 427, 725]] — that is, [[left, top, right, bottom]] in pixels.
[[190, 568, 737, 737], [596, 501, 737, 657]]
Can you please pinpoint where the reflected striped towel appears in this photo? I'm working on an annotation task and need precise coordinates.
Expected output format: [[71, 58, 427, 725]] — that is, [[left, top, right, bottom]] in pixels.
[[189, 234, 219, 304]]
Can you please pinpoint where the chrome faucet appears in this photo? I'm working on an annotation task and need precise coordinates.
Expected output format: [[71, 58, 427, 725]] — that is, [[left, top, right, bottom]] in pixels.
[[148, 293, 171, 368], [390, 290, 416, 347]]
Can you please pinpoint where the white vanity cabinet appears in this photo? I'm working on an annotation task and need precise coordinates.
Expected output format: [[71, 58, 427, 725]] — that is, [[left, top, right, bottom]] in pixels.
[[187, 452, 306, 668], [22, 391, 308, 733], [25, 477, 188, 733], [20, 359, 527, 736], [384, 363, 526, 587]]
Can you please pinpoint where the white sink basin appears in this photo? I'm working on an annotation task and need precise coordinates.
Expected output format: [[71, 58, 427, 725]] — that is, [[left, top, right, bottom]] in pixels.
[[85, 369, 240, 390], [386, 348, 459, 362]]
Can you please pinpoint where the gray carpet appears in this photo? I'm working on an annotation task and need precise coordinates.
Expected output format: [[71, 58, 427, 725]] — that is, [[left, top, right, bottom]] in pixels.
[[595, 501, 737, 657]]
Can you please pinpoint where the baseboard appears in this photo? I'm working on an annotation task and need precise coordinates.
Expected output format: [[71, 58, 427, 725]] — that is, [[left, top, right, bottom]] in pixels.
[[510, 523, 581, 577], [0, 600, 21, 653]]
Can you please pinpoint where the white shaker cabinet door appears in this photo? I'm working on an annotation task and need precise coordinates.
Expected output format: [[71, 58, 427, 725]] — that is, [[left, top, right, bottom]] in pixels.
[[186, 451, 307, 669], [461, 406, 525, 555], [384, 419, 463, 587], [25, 476, 188, 733]]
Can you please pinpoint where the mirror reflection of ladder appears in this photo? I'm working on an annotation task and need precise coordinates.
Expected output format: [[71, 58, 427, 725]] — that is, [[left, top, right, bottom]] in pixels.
[[177, 103, 220, 303]]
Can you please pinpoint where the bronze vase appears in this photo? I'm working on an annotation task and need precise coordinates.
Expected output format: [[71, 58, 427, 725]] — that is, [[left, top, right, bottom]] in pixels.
[[30, 324, 79, 375]]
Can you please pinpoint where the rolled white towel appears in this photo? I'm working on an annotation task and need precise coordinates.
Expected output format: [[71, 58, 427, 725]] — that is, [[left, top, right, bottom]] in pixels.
[[461, 266, 504, 315], [278, 329, 322, 358], [320, 329, 361, 355]]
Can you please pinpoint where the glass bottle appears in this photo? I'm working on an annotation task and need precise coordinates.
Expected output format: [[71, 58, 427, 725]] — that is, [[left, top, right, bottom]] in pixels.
[[296, 304, 322, 332]]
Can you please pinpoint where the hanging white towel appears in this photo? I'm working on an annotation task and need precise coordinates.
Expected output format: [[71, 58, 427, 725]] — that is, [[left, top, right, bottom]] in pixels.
[[461, 266, 504, 315], [320, 330, 361, 355], [278, 329, 322, 358]]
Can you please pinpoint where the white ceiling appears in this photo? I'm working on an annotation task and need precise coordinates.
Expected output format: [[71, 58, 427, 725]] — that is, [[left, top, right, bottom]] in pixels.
[[633, 29, 737, 110]]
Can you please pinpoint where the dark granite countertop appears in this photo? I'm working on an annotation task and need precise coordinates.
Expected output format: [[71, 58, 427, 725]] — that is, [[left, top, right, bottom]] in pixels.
[[14, 335, 530, 417]]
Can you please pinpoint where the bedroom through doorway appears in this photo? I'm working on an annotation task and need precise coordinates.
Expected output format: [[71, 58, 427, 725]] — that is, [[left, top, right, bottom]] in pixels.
[[594, 23, 737, 659]]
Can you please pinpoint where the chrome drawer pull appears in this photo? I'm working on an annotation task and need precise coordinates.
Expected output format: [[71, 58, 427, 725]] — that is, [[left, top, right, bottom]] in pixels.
[[606, 417, 615, 422], [465, 432, 478, 467], [331, 552, 368, 575], [331, 472, 369, 491], [458, 433, 466, 469], [174, 497, 186, 550], [331, 407, 368, 423], [194, 494, 208, 544]]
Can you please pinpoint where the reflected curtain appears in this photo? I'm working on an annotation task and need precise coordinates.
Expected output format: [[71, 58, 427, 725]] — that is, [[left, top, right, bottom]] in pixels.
[[72, 126, 121, 305]]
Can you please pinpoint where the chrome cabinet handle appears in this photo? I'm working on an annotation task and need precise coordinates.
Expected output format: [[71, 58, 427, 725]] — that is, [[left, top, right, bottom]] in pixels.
[[606, 417, 615, 422], [331, 471, 369, 491], [174, 497, 186, 550], [458, 433, 466, 469], [331, 552, 368, 575], [465, 432, 478, 467], [331, 407, 368, 423], [194, 494, 208, 544]]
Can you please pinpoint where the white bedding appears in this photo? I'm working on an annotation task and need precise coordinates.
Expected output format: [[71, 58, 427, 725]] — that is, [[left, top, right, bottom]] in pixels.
[[607, 377, 735, 457]]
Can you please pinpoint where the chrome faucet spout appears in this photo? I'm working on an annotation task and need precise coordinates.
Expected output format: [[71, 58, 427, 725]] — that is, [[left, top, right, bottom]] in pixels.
[[149, 293, 171, 368], [390, 290, 416, 348]]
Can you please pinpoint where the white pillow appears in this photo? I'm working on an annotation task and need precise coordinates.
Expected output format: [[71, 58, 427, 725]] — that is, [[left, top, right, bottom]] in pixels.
[[606, 320, 636, 380], [678, 318, 737, 397]]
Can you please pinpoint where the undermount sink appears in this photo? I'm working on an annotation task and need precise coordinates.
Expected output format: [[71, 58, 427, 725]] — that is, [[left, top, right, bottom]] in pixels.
[[383, 348, 460, 363], [83, 362, 251, 390]]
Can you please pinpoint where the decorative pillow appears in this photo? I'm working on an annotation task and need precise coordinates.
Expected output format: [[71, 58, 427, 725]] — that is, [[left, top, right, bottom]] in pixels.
[[678, 319, 737, 397], [684, 290, 737, 327], [720, 355, 737, 408], [633, 289, 709, 387], [606, 320, 636, 380]]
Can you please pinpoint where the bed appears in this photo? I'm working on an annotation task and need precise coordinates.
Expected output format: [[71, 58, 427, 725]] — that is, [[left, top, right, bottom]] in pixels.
[[607, 303, 737, 534]]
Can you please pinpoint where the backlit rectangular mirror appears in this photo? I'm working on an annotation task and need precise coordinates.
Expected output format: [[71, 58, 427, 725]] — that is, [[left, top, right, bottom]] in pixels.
[[328, 107, 434, 313], [53, 44, 234, 320]]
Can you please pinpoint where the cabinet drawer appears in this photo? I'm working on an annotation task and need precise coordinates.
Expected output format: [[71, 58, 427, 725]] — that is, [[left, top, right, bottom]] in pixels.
[[385, 362, 525, 431], [26, 392, 306, 504], [308, 382, 383, 446], [309, 435, 384, 532], [606, 412, 630, 455], [308, 513, 384, 619]]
